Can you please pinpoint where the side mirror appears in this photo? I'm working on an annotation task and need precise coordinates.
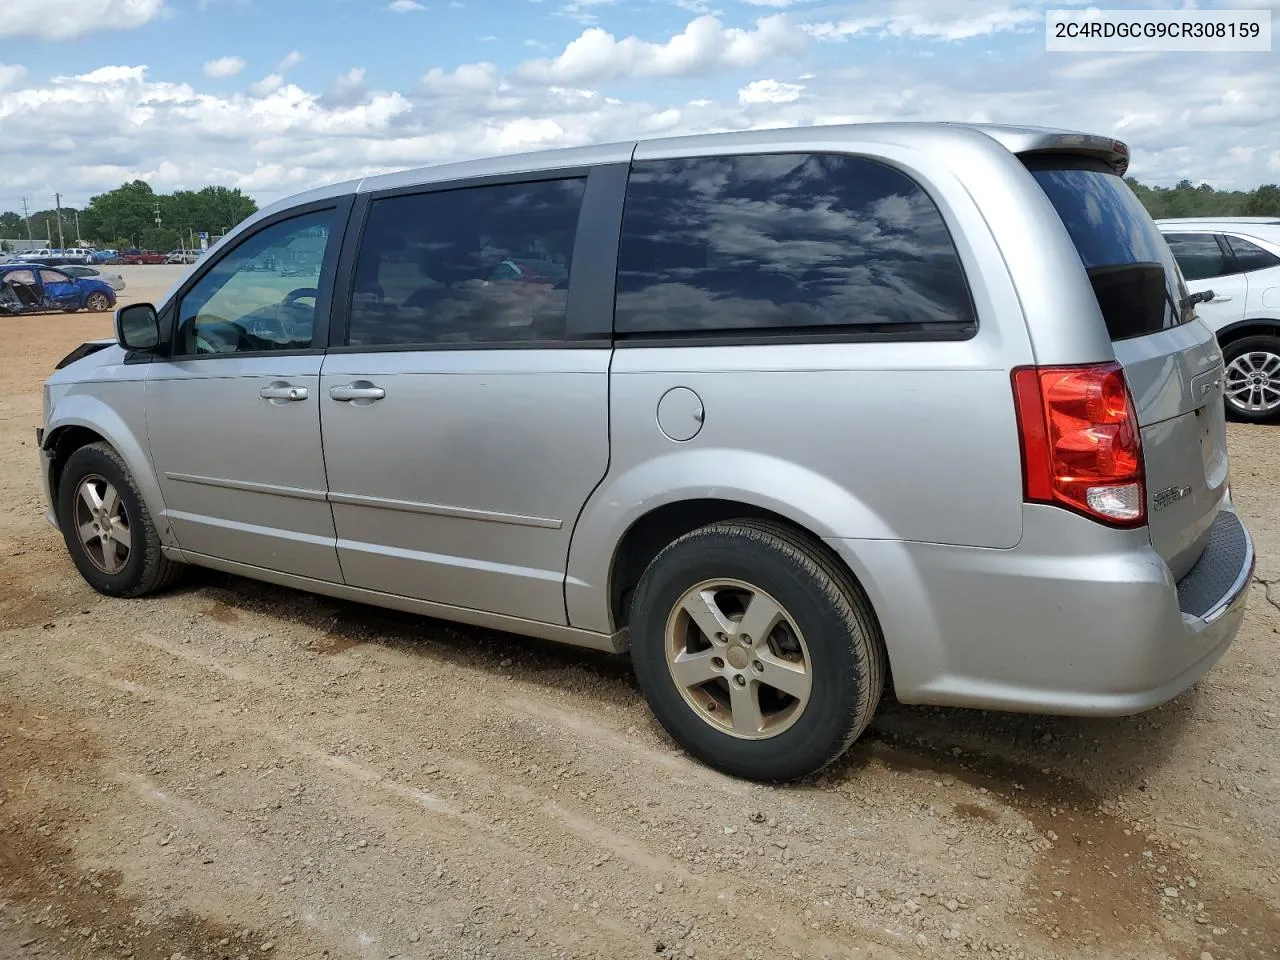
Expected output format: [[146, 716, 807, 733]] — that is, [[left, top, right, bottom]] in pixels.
[[115, 302, 160, 352]]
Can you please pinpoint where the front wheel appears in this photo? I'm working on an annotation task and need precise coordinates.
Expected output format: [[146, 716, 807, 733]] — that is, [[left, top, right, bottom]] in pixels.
[[56, 442, 184, 597], [86, 292, 111, 312], [1223, 335, 1280, 423], [629, 520, 886, 782]]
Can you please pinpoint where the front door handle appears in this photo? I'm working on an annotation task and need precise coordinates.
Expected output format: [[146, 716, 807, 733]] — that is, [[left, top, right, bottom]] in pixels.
[[329, 381, 386, 402], [259, 382, 308, 402], [1211, 296, 1233, 303]]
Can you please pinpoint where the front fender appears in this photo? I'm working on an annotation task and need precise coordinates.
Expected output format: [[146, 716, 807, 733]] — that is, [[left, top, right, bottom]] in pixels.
[[43, 387, 175, 547], [564, 448, 894, 633]]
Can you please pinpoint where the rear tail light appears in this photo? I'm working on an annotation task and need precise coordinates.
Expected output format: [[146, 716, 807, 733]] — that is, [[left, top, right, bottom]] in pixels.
[[1012, 362, 1146, 528]]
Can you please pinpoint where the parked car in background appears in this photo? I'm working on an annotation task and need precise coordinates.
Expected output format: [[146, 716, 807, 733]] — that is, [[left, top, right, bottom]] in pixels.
[[0, 263, 116, 314], [121, 250, 168, 265], [1158, 218, 1280, 422], [60, 248, 95, 265], [38, 123, 1253, 782], [60, 264, 127, 292], [166, 249, 200, 265], [92, 250, 120, 264]]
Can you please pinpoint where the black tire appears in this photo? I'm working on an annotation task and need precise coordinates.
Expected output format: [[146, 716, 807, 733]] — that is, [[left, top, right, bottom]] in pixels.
[[1222, 334, 1280, 423], [86, 292, 111, 312], [56, 441, 184, 597], [629, 519, 886, 782]]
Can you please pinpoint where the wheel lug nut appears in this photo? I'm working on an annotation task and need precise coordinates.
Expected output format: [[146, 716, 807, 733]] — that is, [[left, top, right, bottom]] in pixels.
[[733, 675, 746, 687], [711, 656, 724, 670], [741, 634, 752, 646], [752, 660, 763, 673]]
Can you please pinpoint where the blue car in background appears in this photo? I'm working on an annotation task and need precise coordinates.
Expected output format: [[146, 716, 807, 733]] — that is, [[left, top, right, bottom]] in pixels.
[[0, 263, 117, 315]]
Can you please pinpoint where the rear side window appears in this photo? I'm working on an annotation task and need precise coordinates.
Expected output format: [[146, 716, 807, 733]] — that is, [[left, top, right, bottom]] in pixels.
[[1027, 158, 1185, 342], [614, 153, 975, 337], [348, 178, 586, 347], [1164, 233, 1232, 281], [1226, 235, 1280, 273]]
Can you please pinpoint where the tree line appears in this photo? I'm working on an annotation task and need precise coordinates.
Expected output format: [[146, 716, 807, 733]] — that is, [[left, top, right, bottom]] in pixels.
[[3, 175, 1279, 255], [1126, 179, 1280, 219], [0, 180, 257, 252]]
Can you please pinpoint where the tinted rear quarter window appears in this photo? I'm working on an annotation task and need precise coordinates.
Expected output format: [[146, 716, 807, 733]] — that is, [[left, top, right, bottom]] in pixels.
[[1027, 158, 1185, 342], [615, 153, 975, 338], [1226, 235, 1280, 273]]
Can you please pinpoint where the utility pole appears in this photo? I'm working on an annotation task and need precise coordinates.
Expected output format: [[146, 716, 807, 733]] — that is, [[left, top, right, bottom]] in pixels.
[[20, 196, 32, 241], [74, 210, 82, 245], [54, 193, 65, 249]]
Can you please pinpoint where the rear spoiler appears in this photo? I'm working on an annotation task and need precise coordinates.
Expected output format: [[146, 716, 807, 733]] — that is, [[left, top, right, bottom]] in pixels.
[[963, 125, 1130, 177]]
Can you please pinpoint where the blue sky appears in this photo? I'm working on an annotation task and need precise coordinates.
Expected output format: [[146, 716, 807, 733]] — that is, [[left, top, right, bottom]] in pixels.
[[2, 0, 1278, 212]]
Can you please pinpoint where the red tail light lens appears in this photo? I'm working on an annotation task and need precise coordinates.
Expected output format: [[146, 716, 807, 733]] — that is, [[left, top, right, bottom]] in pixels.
[[1012, 362, 1146, 527]]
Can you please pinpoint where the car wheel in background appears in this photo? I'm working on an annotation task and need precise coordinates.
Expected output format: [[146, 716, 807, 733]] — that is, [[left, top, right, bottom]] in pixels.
[[629, 519, 887, 782], [1223, 335, 1280, 423]]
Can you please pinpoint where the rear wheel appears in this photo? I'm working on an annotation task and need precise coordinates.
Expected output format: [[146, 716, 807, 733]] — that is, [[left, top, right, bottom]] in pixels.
[[1223, 335, 1280, 422], [629, 520, 886, 782]]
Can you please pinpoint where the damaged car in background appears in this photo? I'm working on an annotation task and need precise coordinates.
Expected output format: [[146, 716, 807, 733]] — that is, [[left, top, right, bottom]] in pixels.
[[0, 264, 117, 315]]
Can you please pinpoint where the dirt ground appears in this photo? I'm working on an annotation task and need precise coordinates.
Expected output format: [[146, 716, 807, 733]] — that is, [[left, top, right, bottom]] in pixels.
[[1, 266, 1278, 960]]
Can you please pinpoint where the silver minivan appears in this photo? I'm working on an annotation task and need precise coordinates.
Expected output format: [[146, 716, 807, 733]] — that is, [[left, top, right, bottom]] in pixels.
[[39, 123, 1254, 781]]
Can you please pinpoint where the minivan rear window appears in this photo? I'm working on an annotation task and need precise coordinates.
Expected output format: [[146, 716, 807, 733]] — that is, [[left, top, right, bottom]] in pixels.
[[1026, 157, 1187, 342]]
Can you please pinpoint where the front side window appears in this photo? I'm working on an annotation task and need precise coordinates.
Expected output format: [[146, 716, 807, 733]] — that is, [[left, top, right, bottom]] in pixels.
[[1226, 235, 1280, 273], [1164, 233, 1231, 282], [39, 269, 71, 284], [347, 178, 586, 347], [175, 210, 333, 355], [614, 153, 975, 336]]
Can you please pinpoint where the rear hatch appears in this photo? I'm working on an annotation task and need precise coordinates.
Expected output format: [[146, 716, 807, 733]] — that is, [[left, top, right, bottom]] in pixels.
[[1026, 156, 1228, 580]]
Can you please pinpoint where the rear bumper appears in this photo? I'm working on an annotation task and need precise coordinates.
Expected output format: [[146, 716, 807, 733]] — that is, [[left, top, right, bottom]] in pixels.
[[828, 504, 1253, 716]]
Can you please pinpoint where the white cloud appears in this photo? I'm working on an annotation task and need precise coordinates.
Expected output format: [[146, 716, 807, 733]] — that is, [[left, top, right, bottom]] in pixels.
[[421, 62, 501, 94], [515, 14, 806, 85], [388, 0, 425, 10], [324, 67, 368, 107], [0, 0, 165, 41], [203, 56, 246, 79], [806, 2, 1041, 42], [0, 64, 27, 91], [738, 78, 803, 105], [277, 50, 304, 72], [251, 74, 284, 96]]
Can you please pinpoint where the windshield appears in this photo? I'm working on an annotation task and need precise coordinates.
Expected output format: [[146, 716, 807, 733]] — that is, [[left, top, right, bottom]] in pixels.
[[1026, 157, 1188, 342]]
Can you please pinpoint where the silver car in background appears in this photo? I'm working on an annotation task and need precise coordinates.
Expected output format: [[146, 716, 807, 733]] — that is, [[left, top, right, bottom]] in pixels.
[[60, 264, 127, 292], [38, 123, 1253, 781]]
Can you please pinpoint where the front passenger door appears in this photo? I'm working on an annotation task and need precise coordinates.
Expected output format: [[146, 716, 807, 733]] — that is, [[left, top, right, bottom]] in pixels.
[[144, 202, 350, 582], [38, 268, 81, 310]]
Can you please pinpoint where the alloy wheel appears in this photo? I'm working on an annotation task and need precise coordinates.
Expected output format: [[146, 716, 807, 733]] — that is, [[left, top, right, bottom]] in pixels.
[[73, 475, 131, 574], [664, 578, 812, 740], [1226, 350, 1280, 415]]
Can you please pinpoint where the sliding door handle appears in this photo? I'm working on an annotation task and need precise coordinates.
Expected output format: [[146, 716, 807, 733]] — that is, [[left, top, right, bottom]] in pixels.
[[329, 382, 386, 402], [259, 383, 308, 402]]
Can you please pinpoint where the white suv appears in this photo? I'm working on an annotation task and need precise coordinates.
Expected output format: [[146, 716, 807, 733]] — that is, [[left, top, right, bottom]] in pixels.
[[1157, 218, 1280, 421]]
